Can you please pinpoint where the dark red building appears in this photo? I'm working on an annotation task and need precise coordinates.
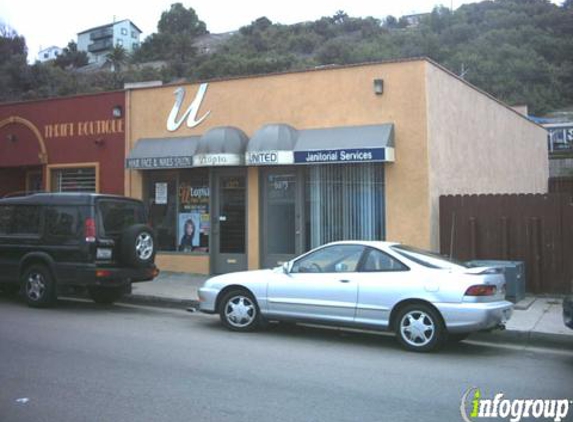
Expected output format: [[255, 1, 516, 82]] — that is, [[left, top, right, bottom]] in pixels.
[[0, 92, 125, 197]]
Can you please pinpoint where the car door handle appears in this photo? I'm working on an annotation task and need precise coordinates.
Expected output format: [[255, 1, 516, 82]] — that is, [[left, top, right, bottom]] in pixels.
[[339, 279, 350, 283]]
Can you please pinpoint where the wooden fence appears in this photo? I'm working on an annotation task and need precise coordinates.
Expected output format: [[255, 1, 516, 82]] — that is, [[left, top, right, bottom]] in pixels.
[[439, 193, 573, 294]]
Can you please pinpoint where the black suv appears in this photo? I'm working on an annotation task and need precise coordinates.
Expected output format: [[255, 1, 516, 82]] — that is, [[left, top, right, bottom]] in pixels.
[[0, 193, 158, 307]]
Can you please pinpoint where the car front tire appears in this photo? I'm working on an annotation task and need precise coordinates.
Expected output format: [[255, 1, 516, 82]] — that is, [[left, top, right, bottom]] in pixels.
[[219, 289, 261, 332], [395, 304, 446, 352], [22, 265, 56, 308]]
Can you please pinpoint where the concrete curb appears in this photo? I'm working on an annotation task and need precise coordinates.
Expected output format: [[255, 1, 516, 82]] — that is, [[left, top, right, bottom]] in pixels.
[[122, 293, 573, 350], [119, 294, 200, 310], [467, 329, 573, 350]]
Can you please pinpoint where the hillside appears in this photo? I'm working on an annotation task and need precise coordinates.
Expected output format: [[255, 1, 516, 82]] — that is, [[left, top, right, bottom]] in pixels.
[[1, 0, 572, 115]]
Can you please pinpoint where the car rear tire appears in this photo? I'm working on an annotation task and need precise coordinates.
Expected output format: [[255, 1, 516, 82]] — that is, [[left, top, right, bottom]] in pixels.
[[22, 265, 56, 308], [88, 286, 124, 304], [395, 304, 446, 352], [219, 289, 260, 332], [120, 224, 156, 268]]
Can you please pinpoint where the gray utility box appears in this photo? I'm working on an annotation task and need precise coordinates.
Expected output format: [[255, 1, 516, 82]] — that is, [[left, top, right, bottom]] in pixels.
[[465, 260, 526, 304]]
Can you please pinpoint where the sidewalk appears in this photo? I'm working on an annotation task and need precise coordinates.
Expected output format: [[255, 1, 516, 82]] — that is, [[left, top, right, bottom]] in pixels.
[[122, 272, 573, 349]]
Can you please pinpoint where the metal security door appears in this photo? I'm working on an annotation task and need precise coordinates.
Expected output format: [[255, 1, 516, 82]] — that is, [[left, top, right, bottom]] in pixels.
[[211, 170, 248, 274]]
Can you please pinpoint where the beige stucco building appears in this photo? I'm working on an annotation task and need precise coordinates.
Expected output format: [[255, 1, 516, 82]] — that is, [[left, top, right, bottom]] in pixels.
[[124, 58, 548, 275]]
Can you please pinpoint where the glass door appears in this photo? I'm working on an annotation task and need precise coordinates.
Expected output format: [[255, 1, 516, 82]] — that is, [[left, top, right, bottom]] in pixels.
[[212, 170, 247, 274], [261, 167, 304, 268]]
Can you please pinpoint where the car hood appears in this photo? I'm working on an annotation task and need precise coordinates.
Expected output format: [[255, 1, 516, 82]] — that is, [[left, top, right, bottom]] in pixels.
[[203, 268, 277, 289]]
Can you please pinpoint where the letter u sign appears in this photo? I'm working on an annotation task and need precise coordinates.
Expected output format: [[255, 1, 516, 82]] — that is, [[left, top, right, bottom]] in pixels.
[[166, 83, 211, 131]]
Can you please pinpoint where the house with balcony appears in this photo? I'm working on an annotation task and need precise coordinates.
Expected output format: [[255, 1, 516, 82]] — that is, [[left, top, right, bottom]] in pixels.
[[77, 19, 142, 64]]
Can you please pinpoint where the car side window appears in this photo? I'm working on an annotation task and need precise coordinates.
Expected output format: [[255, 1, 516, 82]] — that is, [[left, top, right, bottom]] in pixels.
[[291, 245, 366, 273], [11, 205, 40, 236], [45, 206, 81, 239], [361, 248, 409, 272]]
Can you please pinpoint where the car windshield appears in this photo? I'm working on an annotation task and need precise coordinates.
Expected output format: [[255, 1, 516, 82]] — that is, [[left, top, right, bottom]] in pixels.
[[390, 245, 469, 270], [97, 199, 146, 236]]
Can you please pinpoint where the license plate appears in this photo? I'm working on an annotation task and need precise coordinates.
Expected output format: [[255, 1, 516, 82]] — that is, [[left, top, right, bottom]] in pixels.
[[96, 248, 112, 260]]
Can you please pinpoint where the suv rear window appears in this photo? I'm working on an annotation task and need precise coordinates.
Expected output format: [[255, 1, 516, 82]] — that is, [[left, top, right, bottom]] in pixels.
[[97, 199, 146, 236]]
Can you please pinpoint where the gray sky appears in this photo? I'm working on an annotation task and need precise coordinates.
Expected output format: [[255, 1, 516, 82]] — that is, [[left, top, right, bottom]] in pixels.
[[0, 0, 563, 62]]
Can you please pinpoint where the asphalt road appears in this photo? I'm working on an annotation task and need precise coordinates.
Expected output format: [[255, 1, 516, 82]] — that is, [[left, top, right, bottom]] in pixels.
[[0, 294, 572, 422]]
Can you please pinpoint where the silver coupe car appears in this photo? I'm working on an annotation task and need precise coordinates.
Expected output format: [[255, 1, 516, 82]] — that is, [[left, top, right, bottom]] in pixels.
[[198, 241, 513, 352]]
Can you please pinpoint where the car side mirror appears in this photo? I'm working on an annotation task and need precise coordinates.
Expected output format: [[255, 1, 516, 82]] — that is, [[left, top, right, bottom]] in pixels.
[[282, 261, 292, 274]]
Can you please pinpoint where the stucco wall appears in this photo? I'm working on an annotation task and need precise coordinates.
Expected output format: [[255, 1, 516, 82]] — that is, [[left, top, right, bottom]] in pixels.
[[425, 61, 549, 250], [127, 60, 432, 250]]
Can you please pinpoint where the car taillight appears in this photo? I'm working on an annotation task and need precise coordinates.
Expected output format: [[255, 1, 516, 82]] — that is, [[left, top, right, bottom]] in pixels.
[[465, 285, 497, 296], [96, 270, 112, 278], [84, 218, 96, 243]]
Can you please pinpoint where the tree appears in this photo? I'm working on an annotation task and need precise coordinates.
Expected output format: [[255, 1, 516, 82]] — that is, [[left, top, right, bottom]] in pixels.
[[384, 15, 398, 29], [54, 41, 88, 69], [107, 45, 128, 72], [0, 24, 28, 101], [333, 10, 349, 24], [134, 3, 207, 74], [157, 3, 207, 36]]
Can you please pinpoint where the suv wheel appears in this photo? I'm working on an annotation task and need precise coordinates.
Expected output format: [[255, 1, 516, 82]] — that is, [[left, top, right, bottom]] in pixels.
[[88, 286, 124, 305], [22, 265, 56, 308], [120, 224, 156, 267]]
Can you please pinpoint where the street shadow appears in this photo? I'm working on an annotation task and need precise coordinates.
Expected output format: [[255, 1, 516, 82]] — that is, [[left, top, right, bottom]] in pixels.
[[0, 293, 158, 316], [194, 316, 521, 357]]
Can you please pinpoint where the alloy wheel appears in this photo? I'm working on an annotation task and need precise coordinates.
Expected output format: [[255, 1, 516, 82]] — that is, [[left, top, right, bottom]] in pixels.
[[135, 232, 154, 260], [26, 272, 46, 301], [224, 295, 256, 328], [399, 310, 436, 347]]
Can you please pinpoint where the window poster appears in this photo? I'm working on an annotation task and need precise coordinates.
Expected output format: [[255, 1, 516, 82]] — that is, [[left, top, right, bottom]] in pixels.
[[178, 181, 210, 252], [178, 213, 200, 252]]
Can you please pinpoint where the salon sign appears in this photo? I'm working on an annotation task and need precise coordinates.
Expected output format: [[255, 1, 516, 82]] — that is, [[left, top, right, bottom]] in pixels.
[[166, 83, 211, 132]]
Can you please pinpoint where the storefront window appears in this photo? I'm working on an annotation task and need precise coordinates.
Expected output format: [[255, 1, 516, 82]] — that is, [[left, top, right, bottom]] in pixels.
[[145, 171, 177, 251], [144, 169, 209, 254], [178, 171, 210, 253], [305, 163, 385, 249]]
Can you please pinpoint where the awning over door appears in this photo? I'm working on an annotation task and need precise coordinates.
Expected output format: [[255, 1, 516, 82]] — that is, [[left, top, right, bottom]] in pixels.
[[293, 124, 395, 164], [126, 123, 395, 170], [126, 137, 200, 169], [245, 124, 298, 165], [194, 126, 248, 167]]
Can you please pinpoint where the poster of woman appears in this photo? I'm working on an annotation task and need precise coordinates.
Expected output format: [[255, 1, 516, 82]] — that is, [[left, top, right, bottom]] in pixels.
[[178, 213, 200, 252]]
